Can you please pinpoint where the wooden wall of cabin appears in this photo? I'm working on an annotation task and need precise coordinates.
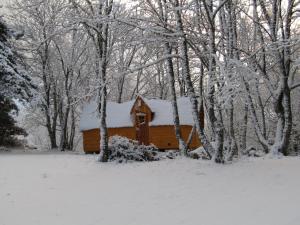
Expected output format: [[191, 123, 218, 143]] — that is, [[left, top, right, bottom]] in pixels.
[[82, 125, 201, 153], [149, 125, 201, 150], [82, 129, 100, 153], [82, 127, 135, 153]]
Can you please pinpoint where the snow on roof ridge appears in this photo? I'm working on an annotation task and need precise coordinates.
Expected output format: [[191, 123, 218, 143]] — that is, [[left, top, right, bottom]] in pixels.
[[79, 96, 194, 131]]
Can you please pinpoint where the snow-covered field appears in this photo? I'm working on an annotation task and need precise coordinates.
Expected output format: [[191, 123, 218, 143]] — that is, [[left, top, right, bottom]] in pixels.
[[0, 152, 300, 225]]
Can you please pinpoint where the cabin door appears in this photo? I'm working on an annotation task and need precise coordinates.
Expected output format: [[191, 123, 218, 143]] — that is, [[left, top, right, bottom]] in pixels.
[[136, 114, 149, 145]]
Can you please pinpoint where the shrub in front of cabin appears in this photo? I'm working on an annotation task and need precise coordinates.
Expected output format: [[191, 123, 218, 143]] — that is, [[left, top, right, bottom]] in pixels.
[[108, 135, 160, 163]]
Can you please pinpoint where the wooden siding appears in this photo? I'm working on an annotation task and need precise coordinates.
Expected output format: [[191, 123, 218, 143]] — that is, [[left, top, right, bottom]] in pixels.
[[83, 127, 136, 153], [82, 125, 201, 153], [82, 129, 100, 153], [131, 96, 152, 145], [149, 125, 201, 149]]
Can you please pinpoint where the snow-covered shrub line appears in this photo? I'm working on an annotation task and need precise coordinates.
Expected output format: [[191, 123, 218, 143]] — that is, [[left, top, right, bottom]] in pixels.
[[107, 136, 161, 163]]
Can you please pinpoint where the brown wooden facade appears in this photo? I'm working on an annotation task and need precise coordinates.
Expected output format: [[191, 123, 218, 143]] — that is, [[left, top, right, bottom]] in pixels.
[[82, 96, 203, 153]]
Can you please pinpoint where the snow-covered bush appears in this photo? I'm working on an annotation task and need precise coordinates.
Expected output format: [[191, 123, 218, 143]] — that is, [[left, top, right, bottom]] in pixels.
[[0, 146, 10, 152], [108, 136, 160, 163], [189, 146, 212, 160], [165, 150, 180, 159], [244, 146, 265, 157]]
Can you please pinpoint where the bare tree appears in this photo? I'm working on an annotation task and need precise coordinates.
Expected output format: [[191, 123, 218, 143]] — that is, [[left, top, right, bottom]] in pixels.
[[71, 0, 115, 161]]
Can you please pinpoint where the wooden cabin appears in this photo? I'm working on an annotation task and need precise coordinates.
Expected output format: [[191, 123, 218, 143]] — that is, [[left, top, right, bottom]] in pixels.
[[79, 96, 203, 153]]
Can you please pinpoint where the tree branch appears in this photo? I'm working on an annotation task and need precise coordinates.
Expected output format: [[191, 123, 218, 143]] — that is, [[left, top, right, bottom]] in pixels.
[[290, 82, 300, 90]]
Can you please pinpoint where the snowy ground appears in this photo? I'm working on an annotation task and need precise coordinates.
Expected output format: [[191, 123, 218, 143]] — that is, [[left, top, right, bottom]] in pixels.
[[0, 151, 300, 225]]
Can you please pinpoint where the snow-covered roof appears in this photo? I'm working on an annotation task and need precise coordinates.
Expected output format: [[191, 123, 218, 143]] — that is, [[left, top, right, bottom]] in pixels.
[[79, 100, 135, 131], [144, 97, 194, 126], [79, 97, 195, 131]]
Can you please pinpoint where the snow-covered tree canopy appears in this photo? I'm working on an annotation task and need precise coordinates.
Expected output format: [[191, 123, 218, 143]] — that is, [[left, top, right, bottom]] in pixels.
[[4, 0, 300, 160], [0, 17, 35, 101]]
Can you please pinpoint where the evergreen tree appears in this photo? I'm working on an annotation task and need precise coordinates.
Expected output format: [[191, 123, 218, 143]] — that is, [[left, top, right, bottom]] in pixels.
[[0, 95, 27, 145], [0, 17, 34, 146], [0, 17, 34, 100]]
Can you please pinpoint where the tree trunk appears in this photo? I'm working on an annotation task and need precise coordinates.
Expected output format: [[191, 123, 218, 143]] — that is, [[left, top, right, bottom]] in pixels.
[[97, 0, 113, 162], [157, 0, 188, 156], [173, 0, 213, 159]]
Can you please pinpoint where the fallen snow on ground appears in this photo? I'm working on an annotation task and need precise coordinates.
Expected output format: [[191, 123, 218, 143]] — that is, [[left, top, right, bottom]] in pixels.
[[0, 152, 299, 225]]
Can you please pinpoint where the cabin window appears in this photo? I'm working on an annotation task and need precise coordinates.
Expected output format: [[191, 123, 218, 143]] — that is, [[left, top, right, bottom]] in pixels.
[[138, 115, 145, 124]]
